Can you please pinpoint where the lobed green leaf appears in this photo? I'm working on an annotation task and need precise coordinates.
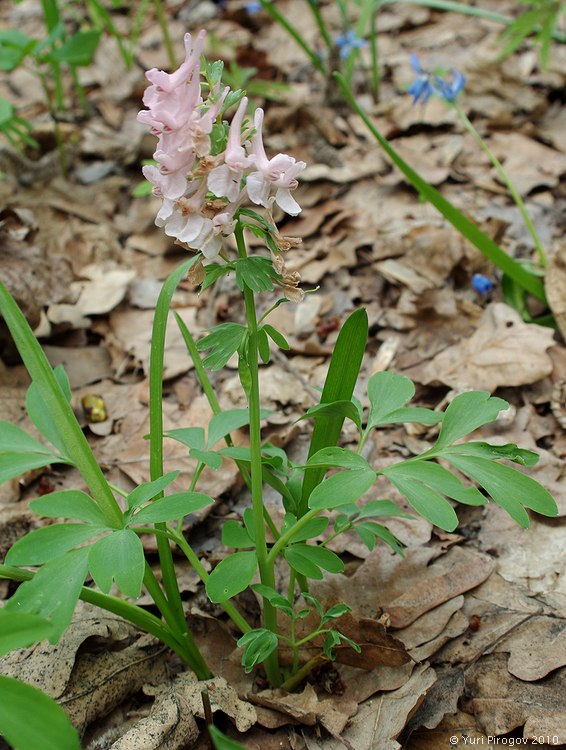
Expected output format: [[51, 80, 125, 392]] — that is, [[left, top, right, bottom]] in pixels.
[[88, 529, 145, 598], [30, 490, 110, 526], [0, 675, 81, 750], [6, 523, 106, 566], [308, 468, 376, 510], [206, 551, 258, 603]]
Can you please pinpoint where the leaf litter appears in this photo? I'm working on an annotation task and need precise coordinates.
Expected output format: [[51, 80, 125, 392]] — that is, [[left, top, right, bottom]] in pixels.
[[1, 0, 566, 747]]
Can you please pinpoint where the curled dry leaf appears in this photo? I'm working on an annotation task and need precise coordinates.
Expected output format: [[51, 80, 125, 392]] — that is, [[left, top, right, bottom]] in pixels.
[[497, 615, 566, 681], [404, 666, 465, 733], [465, 653, 566, 741], [109, 673, 256, 749], [411, 303, 555, 390], [304, 664, 437, 750], [384, 547, 495, 629]]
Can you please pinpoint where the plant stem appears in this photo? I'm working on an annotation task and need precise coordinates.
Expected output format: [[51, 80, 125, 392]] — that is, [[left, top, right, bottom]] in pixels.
[[453, 103, 546, 268], [149, 257, 211, 673], [280, 653, 328, 692], [369, 5, 379, 102], [306, 0, 334, 53], [0, 564, 189, 659], [143, 563, 211, 678], [258, 0, 326, 74], [235, 223, 281, 687], [153, 0, 177, 69], [170, 532, 252, 635], [267, 508, 320, 566]]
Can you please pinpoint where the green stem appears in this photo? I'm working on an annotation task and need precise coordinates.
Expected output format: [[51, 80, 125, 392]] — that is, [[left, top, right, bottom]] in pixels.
[[280, 653, 328, 692], [369, 5, 379, 102], [153, 0, 177, 69], [306, 0, 334, 53], [69, 66, 90, 115], [258, 0, 326, 74], [235, 223, 281, 687], [454, 103, 546, 268], [267, 508, 320, 566], [149, 257, 210, 672], [0, 564, 189, 659], [170, 532, 252, 635], [142, 563, 211, 678]]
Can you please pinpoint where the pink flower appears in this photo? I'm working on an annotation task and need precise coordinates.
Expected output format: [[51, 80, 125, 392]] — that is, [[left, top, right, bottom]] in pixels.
[[208, 96, 255, 202], [246, 108, 306, 215], [145, 31, 204, 94]]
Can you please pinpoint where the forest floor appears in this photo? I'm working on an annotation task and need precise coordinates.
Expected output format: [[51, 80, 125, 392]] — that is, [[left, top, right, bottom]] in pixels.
[[0, 0, 565, 748]]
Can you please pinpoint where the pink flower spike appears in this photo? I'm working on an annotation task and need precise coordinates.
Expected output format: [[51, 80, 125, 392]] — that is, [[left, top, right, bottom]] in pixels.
[[145, 31, 205, 93]]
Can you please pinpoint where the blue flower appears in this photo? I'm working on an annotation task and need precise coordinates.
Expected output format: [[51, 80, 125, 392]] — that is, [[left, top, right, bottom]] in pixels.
[[408, 53, 466, 105], [433, 70, 466, 102], [472, 273, 495, 294], [336, 30, 367, 60], [245, 1, 262, 13]]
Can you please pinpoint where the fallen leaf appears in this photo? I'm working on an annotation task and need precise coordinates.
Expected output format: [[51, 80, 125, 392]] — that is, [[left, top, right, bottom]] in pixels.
[[410, 303, 555, 390], [385, 548, 495, 628], [465, 654, 566, 741], [497, 615, 566, 681]]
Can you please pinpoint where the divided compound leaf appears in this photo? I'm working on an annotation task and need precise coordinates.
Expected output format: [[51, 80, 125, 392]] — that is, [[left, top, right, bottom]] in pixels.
[[3, 547, 90, 642], [280, 513, 329, 543], [383, 461, 486, 506], [432, 391, 509, 451], [262, 324, 289, 350], [49, 30, 101, 66], [5, 523, 106, 566], [205, 550, 258, 603], [0, 675, 81, 750], [0, 612, 54, 657], [0, 421, 55, 455], [367, 371, 443, 429], [441, 441, 539, 466], [444, 454, 557, 527], [234, 256, 278, 292], [367, 371, 414, 427], [26, 364, 72, 455], [207, 407, 271, 449], [257, 327, 271, 364], [0, 452, 65, 485], [126, 471, 180, 511], [164, 427, 206, 452], [284, 543, 344, 579], [221, 520, 255, 549], [251, 584, 295, 616], [356, 499, 412, 520], [308, 468, 376, 510], [383, 471, 459, 531], [196, 323, 248, 371], [131, 491, 214, 524], [236, 628, 279, 673], [354, 521, 405, 555], [88, 529, 145, 598], [29, 490, 110, 526]]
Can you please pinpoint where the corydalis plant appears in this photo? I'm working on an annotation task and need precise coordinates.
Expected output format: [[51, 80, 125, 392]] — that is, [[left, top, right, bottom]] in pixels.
[[138, 31, 306, 265]]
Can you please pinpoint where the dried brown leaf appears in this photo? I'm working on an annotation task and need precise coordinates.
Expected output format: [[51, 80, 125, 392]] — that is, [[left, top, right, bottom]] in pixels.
[[412, 303, 555, 390]]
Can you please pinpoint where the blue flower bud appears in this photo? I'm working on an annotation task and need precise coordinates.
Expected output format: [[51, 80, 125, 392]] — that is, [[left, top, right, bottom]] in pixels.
[[472, 273, 495, 294]]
